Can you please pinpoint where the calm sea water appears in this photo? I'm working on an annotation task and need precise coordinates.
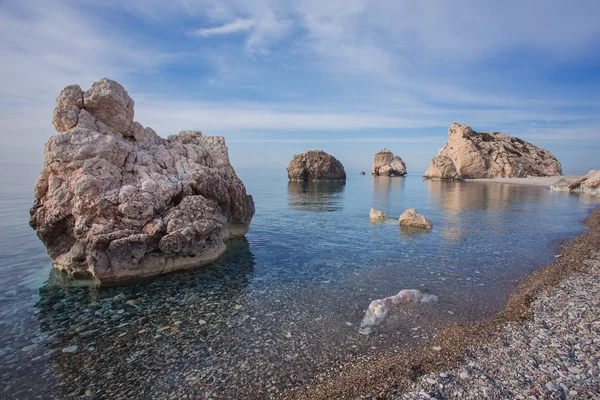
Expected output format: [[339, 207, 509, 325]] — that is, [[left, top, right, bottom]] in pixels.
[[0, 165, 598, 398]]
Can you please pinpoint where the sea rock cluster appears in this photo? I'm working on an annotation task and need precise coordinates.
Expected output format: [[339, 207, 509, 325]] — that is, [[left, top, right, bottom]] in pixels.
[[30, 79, 255, 282], [550, 170, 600, 195], [287, 150, 346, 181], [424, 124, 562, 179], [371, 149, 407, 176]]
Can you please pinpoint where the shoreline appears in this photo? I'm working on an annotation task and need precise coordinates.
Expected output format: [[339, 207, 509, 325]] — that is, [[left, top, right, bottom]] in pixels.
[[465, 175, 582, 187], [293, 205, 600, 399]]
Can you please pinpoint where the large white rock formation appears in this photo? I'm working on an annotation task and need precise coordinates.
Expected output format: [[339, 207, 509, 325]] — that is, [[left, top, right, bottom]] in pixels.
[[424, 124, 562, 179], [30, 79, 255, 282]]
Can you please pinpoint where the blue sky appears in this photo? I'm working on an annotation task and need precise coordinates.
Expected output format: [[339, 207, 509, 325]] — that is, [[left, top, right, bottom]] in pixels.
[[1, 0, 599, 173]]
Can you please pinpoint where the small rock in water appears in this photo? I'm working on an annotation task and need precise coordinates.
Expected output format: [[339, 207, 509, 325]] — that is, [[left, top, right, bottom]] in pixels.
[[546, 382, 560, 392], [439, 372, 449, 378], [198, 319, 207, 325], [432, 346, 442, 351], [21, 344, 38, 352], [459, 371, 470, 379], [345, 322, 353, 326], [62, 345, 78, 353]]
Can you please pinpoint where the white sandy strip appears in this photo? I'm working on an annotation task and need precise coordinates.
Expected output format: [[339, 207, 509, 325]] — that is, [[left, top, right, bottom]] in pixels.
[[465, 175, 582, 187]]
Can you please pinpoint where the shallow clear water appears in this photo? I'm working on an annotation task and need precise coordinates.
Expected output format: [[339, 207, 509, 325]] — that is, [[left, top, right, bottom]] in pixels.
[[0, 165, 598, 399]]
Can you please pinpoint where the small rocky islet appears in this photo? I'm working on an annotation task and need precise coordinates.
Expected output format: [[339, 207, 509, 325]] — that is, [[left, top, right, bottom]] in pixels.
[[286, 150, 347, 182], [423, 123, 562, 180]]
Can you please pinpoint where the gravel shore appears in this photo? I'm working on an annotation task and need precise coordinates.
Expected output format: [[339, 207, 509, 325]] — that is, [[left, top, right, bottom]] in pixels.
[[296, 206, 600, 400], [397, 251, 600, 399]]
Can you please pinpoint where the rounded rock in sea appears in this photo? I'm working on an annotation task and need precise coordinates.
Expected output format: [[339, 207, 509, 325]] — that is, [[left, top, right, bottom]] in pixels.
[[286, 150, 346, 181], [30, 78, 255, 283], [398, 208, 433, 230]]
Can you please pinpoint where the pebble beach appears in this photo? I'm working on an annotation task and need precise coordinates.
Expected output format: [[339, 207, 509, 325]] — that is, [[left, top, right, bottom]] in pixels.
[[296, 205, 600, 399]]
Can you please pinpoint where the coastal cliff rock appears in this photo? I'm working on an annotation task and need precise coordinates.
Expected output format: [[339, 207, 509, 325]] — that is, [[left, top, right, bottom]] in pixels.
[[287, 150, 346, 181], [551, 170, 600, 195], [30, 78, 255, 282], [398, 208, 433, 229], [424, 124, 562, 179], [371, 149, 407, 176]]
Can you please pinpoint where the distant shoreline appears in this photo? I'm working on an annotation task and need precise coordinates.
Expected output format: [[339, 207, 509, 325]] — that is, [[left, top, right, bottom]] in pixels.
[[465, 175, 583, 187], [294, 205, 600, 399]]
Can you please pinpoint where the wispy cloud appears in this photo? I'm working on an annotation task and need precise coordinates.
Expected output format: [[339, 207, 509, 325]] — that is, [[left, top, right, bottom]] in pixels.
[[190, 18, 255, 37]]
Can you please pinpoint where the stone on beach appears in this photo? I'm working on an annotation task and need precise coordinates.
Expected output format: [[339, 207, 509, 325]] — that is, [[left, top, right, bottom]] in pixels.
[[286, 150, 346, 181], [360, 289, 438, 328], [399, 208, 433, 229], [370, 208, 387, 220], [30, 78, 255, 282], [371, 149, 407, 176], [423, 123, 562, 179]]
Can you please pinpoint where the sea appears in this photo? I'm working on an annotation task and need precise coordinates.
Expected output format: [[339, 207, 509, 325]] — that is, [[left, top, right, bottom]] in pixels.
[[0, 165, 598, 398]]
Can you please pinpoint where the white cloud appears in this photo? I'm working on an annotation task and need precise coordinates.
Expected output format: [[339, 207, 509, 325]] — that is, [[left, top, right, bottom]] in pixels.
[[190, 18, 255, 37]]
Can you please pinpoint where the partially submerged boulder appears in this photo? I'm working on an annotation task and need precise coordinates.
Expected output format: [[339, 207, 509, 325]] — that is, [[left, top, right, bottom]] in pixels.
[[549, 178, 572, 192], [369, 208, 387, 220], [30, 78, 255, 282], [550, 170, 600, 195], [398, 208, 433, 229], [371, 149, 407, 176], [424, 123, 562, 179], [287, 150, 346, 181], [360, 289, 438, 331]]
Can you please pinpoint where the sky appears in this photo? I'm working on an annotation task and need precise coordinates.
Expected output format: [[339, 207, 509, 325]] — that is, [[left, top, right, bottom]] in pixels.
[[1, 0, 599, 173]]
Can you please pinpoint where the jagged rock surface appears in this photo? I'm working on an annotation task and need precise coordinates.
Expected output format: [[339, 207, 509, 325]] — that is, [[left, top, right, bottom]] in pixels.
[[30, 78, 255, 282], [287, 150, 346, 181], [424, 124, 562, 179], [371, 149, 407, 176]]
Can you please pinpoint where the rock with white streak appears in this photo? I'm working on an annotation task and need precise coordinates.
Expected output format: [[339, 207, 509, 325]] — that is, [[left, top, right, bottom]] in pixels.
[[424, 123, 562, 179], [30, 78, 255, 283]]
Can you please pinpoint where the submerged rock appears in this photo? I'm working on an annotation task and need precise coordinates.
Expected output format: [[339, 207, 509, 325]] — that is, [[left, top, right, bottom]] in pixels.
[[549, 178, 572, 192], [360, 171, 366, 175], [30, 78, 255, 282], [424, 123, 562, 179], [286, 150, 346, 181], [371, 149, 407, 176], [360, 289, 438, 329], [370, 208, 387, 220], [398, 208, 433, 229]]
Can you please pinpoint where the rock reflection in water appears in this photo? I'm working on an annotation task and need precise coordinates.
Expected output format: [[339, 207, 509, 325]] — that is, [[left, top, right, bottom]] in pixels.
[[287, 181, 345, 212], [32, 238, 255, 399], [371, 176, 406, 215]]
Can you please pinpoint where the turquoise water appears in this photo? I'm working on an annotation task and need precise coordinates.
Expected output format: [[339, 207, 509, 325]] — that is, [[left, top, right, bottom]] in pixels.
[[0, 165, 598, 399]]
